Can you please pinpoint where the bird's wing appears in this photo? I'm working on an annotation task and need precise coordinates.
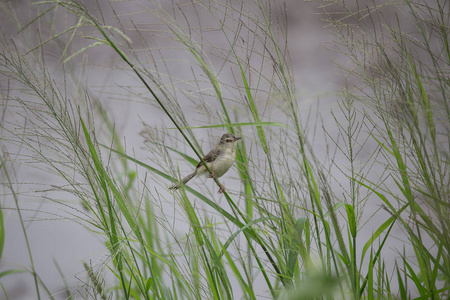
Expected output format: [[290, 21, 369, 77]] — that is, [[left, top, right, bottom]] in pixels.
[[196, 147, 220, 168]]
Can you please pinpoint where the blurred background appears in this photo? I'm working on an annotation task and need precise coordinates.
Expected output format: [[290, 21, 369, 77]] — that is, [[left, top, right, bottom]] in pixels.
[[1, 0, 445, 299]]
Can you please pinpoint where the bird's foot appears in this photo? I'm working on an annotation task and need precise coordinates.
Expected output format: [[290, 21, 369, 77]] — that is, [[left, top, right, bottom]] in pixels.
[[208, 172, 225, 193], [218, 182, 226, 194]]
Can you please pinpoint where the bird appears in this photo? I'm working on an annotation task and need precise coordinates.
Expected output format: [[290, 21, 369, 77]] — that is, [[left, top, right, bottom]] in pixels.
[[169, 133, 241, 193]]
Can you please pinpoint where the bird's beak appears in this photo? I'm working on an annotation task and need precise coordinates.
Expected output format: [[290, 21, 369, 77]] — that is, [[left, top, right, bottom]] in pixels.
[[234, 136, 241, 141]]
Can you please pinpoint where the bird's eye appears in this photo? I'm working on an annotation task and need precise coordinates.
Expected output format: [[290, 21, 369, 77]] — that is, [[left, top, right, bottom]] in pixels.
[[227, 139, 232, 143]]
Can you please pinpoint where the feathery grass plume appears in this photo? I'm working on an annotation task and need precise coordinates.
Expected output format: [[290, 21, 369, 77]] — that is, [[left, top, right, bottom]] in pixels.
[[0, 0, 448, 299]]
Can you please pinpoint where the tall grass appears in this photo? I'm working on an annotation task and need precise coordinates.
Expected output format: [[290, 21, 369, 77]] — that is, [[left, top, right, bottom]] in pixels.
[[324, 0, 449, 298], [0, 0, 448, 299]]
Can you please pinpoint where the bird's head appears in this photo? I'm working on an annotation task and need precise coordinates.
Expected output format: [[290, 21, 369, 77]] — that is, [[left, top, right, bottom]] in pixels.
[[219, 133, 241, 144]]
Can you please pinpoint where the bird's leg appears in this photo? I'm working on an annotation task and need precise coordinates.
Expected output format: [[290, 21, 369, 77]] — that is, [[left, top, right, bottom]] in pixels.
[[218, 181, 226, 194], [208, 171, 225, 193]]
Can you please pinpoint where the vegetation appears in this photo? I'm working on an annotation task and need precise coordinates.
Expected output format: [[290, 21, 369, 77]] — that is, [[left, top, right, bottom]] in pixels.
[[0, 0, 448, 299]]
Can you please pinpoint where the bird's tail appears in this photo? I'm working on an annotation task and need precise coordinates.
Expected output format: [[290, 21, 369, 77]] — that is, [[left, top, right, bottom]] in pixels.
[[169, 171, 196, 190]]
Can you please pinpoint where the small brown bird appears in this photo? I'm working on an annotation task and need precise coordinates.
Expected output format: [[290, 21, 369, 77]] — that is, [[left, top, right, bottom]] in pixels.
[[170, 133, 241, 193]]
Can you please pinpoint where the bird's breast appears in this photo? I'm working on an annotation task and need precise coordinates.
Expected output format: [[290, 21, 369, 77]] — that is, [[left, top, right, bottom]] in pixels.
[[211, 147, 236, 178]]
